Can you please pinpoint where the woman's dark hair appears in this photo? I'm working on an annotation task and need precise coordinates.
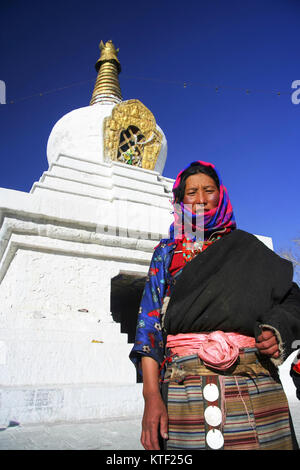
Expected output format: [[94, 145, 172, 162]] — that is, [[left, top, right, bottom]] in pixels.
[[173, 163, 220, 203]]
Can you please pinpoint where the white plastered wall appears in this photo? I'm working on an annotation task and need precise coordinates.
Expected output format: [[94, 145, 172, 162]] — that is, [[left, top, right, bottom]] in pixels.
[[0, 157, 174, 425]]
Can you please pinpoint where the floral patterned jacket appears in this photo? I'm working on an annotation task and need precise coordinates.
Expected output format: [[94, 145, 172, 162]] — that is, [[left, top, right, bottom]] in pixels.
[[129, 238, 177, 377]]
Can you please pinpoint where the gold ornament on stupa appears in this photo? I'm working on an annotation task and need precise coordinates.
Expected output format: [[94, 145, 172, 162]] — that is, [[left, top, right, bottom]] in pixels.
[[90, 40, 163, 170], [103, 99, 163, 170], [90, 40, 122, 105]]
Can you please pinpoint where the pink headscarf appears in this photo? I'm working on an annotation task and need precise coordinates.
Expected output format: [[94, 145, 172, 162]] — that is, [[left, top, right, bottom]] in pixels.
[[169, 160, 236, 240]]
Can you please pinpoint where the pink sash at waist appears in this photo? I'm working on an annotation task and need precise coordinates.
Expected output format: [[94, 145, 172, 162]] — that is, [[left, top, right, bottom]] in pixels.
[[166, 331, 256, 371]]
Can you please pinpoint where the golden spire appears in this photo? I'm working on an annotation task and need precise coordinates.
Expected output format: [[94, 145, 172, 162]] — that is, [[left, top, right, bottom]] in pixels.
[[90, 40, 122, 105]]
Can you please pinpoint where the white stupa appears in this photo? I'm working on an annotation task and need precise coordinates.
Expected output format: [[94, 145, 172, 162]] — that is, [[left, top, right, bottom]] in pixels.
[[0, 40, 174, 425]]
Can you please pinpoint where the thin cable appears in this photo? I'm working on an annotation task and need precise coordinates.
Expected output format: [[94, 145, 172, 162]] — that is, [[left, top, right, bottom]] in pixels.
[[7, 79, 95, 104], [122, 74, 287, 95], [4, 75, 288, 105]]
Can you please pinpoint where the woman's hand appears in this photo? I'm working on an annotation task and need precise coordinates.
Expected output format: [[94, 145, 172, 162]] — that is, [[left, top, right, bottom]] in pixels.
[[141, 356, 168, 450], [255, 328, 280, 359], [141, 392, 168, 450]]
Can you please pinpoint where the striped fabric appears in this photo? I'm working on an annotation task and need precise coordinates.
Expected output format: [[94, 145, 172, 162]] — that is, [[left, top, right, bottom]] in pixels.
[[162, 350, 294, 450]]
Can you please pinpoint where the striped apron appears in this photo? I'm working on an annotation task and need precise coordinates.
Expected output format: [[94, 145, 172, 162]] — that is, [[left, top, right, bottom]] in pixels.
[[161, 349, 297, 450]]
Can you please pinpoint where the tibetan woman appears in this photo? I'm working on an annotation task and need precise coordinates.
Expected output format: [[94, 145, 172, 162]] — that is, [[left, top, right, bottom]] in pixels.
[[130, 160, 300, 450]]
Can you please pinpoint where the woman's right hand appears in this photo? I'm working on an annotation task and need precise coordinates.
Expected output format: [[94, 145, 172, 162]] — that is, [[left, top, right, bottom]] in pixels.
[[141, 392, 168, 450], [140, 356, 168, 450]]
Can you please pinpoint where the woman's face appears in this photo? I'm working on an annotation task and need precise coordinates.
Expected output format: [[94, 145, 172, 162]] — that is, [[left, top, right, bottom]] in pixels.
[[183, 173, 220, 213]]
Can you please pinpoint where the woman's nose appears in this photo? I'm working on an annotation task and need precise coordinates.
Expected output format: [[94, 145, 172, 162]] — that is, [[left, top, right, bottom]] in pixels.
[[196, 190, 206, 205]]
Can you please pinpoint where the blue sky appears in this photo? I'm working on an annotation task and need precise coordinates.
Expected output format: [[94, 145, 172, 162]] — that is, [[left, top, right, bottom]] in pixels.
[[0, 0, 299, 254]]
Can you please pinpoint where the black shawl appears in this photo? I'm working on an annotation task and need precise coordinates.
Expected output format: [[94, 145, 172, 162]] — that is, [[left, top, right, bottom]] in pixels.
[[164, 229, 300, 361]]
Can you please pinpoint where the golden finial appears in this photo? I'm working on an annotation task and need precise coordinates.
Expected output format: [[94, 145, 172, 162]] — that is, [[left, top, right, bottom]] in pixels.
[[95, 40, 121, 72], [90, 40, 122, 105]]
